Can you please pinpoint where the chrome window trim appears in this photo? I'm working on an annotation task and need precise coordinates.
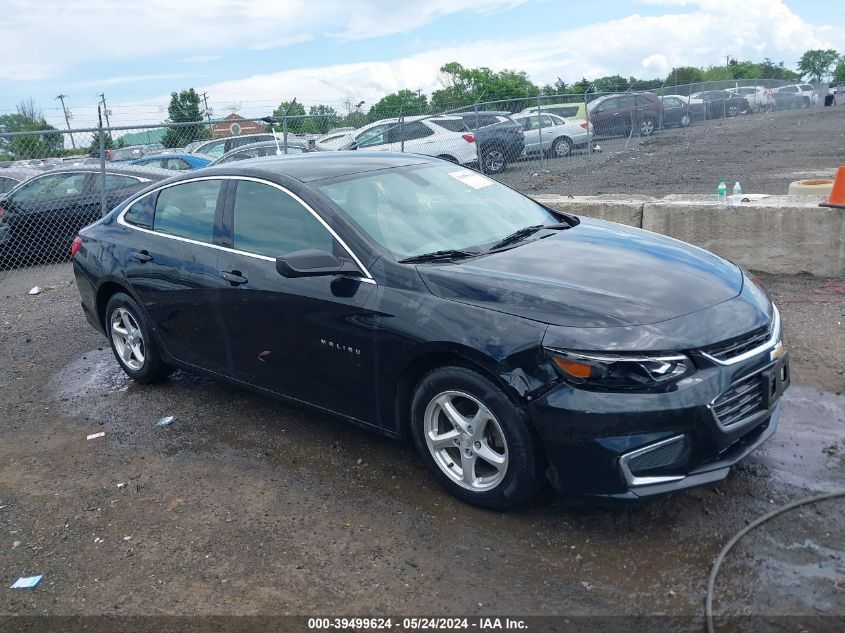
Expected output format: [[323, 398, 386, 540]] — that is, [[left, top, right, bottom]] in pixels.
[[116, 175, 376, 284], [619, 435, 687, 487], [700, 306, 780, 366]]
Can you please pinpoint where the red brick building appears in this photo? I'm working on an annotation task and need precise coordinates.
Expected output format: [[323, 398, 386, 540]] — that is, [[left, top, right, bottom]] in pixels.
[[211, 114, 266, 139]]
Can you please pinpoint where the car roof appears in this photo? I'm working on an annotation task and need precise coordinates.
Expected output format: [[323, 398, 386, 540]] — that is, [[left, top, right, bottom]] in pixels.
[[32, 164, 174, 179], [167, 151, 436, 184]]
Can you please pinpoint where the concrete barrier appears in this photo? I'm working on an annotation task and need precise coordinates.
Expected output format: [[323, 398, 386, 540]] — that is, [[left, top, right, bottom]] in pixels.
[[534, 194, 845, 276]]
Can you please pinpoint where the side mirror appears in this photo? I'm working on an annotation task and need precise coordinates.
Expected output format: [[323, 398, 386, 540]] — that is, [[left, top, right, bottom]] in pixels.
[[275, 249, 359, 278]]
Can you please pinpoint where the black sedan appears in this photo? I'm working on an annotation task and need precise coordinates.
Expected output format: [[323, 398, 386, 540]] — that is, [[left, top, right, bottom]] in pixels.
[[72, 153, 789, 509], [1, 165, 171, 267]]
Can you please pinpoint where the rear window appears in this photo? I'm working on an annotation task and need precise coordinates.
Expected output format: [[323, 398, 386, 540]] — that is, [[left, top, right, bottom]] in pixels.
[[549, 106, 579, 118], [431, 119, 468, 132]]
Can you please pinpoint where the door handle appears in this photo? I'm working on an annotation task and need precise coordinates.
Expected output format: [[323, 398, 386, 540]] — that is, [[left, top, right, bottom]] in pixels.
[[131, 251, 153, 263], [219, 270, 248, 285]]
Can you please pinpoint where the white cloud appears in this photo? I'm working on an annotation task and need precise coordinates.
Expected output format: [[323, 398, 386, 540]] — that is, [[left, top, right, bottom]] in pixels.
[[0, 0, 528, 81], [24, 0, 845, 129]]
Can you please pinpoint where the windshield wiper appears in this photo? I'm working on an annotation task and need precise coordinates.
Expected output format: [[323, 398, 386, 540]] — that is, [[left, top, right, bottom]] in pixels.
[[489, 222, 571, 251], [398, 249, 478, 264]]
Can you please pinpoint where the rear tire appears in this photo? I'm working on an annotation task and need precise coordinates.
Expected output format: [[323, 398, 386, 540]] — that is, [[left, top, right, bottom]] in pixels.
[[550, 136, 572, 157], [680, 113, 692, 127], [105, 292, 171, 384], [638, 117, 656, 136], [411, 366, 544, 510], [480, 146, 507, 174]]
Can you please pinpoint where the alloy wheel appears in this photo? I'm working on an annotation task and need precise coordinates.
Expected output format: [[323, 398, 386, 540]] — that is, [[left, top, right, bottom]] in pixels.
[[483, 149, 505, 173], [639, 119, 655, 136], [110, 307, 145, 371], [552, 137, 571, 157], [728, 105, 740, 117], [423, 390, 509, 492]]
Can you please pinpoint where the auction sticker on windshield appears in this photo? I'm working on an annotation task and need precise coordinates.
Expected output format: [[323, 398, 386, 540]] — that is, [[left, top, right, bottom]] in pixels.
[[448, 170, 494, 189]]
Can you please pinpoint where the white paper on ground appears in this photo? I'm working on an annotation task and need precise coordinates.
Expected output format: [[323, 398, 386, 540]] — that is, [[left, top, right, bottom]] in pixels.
[[448, 170, 494, 190], [11, 575, 42, 589], [86, 432, 105, 440]]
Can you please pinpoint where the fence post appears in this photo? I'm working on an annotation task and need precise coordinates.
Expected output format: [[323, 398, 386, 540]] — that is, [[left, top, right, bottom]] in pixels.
[[536, 93, 544, 173], [97, 105, 107, 217], [399, 111, 405, 153], [282, 117, 288, 154], [474, 101, 482, 173]]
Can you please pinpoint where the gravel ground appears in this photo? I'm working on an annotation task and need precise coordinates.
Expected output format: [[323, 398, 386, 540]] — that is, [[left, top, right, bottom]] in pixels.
[[0, 264, 843, 623], [497, 103, 845, 197]]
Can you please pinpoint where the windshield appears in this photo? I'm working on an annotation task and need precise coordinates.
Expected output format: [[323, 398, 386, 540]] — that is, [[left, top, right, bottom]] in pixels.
[[317, 165, 558, 258]]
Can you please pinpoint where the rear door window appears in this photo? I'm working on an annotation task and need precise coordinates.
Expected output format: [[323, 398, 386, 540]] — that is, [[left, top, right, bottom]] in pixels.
[[231, 180, 334, 257], [9, 172, 88, 203], [431, 119, 467, 132], [153, 179, 222, 243], [386, 122, 435, 143]]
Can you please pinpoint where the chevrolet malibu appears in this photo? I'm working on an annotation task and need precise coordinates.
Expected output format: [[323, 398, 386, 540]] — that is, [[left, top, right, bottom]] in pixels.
[[72, 153, 789, 509]]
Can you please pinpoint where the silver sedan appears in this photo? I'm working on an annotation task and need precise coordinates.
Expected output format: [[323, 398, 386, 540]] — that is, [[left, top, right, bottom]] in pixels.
[[511, 113, 592, 157]]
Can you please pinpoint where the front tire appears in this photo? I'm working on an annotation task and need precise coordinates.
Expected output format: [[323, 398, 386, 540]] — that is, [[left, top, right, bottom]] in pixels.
[[727, 104, 740, 117], [411, 366, 544, 509], [105, 292, 170, 383], [680, 113, 692, 127]]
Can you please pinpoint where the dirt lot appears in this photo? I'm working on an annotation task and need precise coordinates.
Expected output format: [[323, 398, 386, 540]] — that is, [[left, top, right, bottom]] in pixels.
[[0, 264, 843, 625], [500, 103, 845, 197]]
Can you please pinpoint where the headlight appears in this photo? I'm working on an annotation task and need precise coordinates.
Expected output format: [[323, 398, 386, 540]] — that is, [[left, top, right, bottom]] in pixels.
[[547, 349, 693, 390]]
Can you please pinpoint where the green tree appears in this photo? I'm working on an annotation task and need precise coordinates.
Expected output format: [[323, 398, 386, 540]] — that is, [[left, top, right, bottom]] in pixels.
[[797, 49, 840, 82], [271, 100, 307, 132], [430, 62, 539, 111], [665, 66, 704, 86], [592, 75, 629, 93], [833, 57, 845, 83], [368, 90, 428, 120], [541, 77, 569, 95], [0, 100, 63, 159], [161, 89, 210, 148], [307, 105, 342, 133], [87, 132, 115, 154], [342, 98, 368, 129]]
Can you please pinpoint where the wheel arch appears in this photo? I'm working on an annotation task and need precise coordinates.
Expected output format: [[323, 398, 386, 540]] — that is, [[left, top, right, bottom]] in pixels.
[[391, 345, 524, 439], [95, 278, 134, 330]]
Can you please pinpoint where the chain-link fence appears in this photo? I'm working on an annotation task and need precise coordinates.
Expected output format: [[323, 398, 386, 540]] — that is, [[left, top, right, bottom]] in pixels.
[[0, 80, 836, 281]]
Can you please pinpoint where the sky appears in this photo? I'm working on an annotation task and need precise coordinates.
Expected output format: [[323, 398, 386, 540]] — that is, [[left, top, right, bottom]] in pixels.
[[0, 0, 843, 130]]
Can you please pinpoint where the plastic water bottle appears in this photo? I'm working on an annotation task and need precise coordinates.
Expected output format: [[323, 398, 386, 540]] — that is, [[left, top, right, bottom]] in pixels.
[[716, 178, 727, 205], [731, 181, 742, 206]]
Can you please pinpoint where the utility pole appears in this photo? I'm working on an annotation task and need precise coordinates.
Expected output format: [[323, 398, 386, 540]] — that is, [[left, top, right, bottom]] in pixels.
[[55, 94, 76, 149], [99, 93, 111, 129], [201, 92, 212, 122]]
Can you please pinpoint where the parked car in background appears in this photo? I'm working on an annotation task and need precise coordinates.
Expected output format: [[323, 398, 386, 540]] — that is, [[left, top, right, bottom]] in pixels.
[[189, 134, 278, 159], [0, 165, 170, 265], [771, 88, 805, 110], [347, 116, 478, 166], [132, 153, 213, 171], [430, 111, 524, 174], [211, 140, 312, 165], [690, 91, 749, 118], [587, 93, 663, 138], [72, 152, 788, 508], [511, 112, 590, 158], [775, 85, 816, 108], [728, 86, 774, 113], [96, 144, 166, 162], [659, 95, 703, 127], [516, 103, 588, 121], [0, 166, 45, 194], [316, 131, 356, 151]]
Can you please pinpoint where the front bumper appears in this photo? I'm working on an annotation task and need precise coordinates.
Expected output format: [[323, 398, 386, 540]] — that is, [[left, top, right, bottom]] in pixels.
[[527, 346, 789, 499]]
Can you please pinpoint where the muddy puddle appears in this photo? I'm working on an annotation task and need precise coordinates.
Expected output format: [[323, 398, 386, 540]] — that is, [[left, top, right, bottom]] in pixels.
[[45, 349, 845, 616]]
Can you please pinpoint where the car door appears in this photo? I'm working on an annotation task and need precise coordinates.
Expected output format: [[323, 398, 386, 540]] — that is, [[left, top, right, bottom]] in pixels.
[[215, 178, 378, 423], [661, 97, 683, 126], [590, 97, 618, 136], [514, 116, 539, 153], [120, 177, 230, 373], [1, 171, 92, 261]]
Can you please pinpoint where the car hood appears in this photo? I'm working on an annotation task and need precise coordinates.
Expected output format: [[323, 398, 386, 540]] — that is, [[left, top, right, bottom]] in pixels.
[[418, 218, 743, 328]]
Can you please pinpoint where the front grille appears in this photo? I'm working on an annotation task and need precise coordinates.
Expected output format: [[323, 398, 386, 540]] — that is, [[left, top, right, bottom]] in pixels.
[[627, 436, 691, 476], [712, 372, 766, 428], [701, 323, 771, 361]]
